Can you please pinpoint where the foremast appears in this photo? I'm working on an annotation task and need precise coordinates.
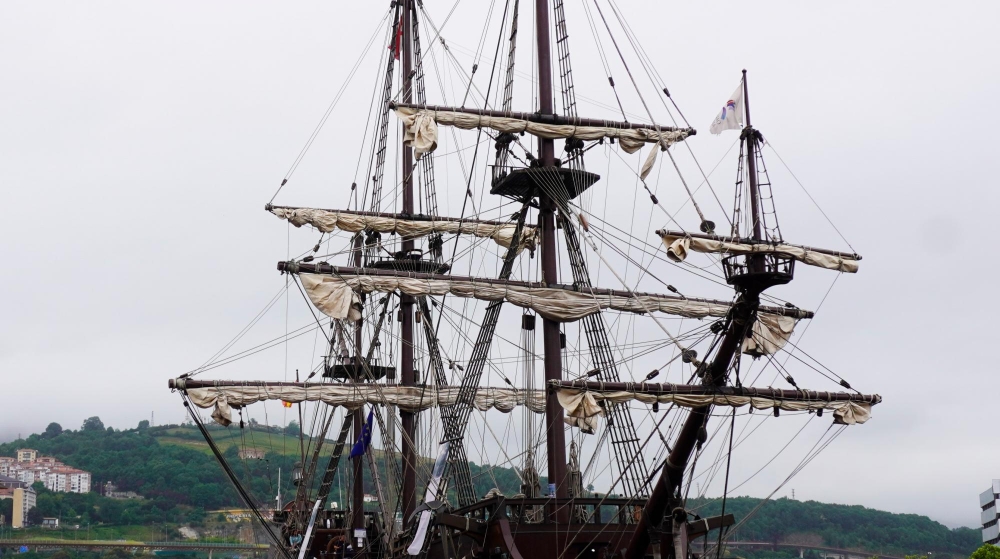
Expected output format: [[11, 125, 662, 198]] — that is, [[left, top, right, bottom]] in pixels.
[[625, 70, 791, 559]]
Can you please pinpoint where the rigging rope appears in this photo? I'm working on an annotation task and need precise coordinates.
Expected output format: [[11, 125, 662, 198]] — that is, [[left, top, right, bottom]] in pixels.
[[270, 10, 391, 204]]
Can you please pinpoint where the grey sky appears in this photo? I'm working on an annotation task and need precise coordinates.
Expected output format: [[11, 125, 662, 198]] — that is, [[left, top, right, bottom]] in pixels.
[[1, 0, 998, 530]]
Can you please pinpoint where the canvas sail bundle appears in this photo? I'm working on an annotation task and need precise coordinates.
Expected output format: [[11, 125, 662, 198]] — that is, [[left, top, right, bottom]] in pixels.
[[302, 273, 736, 323], [396, 106, 693, 159], [270, 206, 539, 253], [742, 313, 797, 356], [659, 231, 860, 273], [177, 379, 877, 430], [183, 383, 546, 426], [553, 383, 879, 430]]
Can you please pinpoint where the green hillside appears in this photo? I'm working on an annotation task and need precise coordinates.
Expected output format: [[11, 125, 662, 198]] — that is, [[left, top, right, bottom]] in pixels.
[[0, 418, 982, 557]]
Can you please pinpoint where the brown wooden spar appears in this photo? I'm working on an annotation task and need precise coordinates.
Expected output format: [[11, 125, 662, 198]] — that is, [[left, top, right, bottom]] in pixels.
[[654, 229, 861, 260], [351, 225, 366, 553], [276, 261, 815, 320], [399, 0, 418, 529], [534, 0, 570, 519], [743, 70, 763, 242], [267, 204, 528, 228], [549, 380, 881, 404], [390, 102, 693, 134]]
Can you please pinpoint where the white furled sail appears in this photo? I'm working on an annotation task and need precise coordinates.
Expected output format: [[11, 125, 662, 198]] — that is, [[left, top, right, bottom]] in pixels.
[[183, 383, 545, 426], [553, 383, 880, 431], [396, 106, 693, 159], [297, 272, 805, 324], [270, 206, 538, 254], [175, 379, 878, 429], [659, 231, 860, 273], [742, 314, 797, 356]]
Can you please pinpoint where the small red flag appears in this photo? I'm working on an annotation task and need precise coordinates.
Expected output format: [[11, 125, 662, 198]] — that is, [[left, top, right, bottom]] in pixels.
[[390, 18, 403, 60], [282, 401, 293, 408]]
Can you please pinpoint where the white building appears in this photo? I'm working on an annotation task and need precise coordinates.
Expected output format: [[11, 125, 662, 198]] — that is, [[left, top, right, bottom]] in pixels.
[[982, 479, 1000, 546], [0, 453, 91, 494], [43, 468, 91, 494]]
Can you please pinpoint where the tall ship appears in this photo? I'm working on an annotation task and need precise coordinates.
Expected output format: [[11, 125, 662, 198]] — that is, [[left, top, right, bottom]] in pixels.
[[168, 2, 879, 558]]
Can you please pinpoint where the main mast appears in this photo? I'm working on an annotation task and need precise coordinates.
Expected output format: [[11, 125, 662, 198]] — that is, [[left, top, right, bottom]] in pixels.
[[534, 0, 569, 509], [400, 0, 418, 527]]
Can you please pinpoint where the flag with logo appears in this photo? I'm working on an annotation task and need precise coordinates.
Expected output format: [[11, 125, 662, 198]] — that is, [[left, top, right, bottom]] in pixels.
[[349, 408, 374, 458], [709, 81, 745, 135]]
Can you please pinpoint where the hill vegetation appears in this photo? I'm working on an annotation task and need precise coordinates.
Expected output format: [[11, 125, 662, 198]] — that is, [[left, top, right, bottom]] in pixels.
[[0, 418, 981, 557]]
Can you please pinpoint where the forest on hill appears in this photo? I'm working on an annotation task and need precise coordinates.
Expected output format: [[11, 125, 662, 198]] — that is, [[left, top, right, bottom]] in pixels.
[[0, 418, 981, 557]]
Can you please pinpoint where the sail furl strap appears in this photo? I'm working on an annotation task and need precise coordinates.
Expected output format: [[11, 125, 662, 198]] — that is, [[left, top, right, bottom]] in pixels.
[[658, 230, 861, 273], [395, 106, 693, 159], [290, 269, 811, 326], [177, 382, 545, 425], [270, 205, 539, 254], [552, 381, 881, 428]]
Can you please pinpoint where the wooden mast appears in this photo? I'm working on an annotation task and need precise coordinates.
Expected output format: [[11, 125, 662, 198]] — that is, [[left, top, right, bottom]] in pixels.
[[534, 0, 570, 515], [625, 72, 770, 559], [743, 69, 763, 242], [399, 0, 418, 528], [351, 234, 366, 555]]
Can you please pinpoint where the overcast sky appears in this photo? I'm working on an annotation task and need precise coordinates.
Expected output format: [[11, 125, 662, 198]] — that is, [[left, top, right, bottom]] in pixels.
[[2, 0, 998, 529]]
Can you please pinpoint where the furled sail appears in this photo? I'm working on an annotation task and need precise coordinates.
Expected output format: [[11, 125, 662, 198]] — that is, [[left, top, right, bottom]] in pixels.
[[295, 271, 806, 325], [175, 381, 545, 426], [552, 381, 881, 430], [395, 106, 693, 159], [269, 206, 538, 254], [658, 230, 861, 273], [742, 313, 797, 356], [171, 378, 879, 429]]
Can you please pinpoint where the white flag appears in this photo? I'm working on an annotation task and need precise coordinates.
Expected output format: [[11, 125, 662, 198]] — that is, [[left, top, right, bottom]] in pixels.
[[407, 442, 450, 555], [709, 81, 745, 135]]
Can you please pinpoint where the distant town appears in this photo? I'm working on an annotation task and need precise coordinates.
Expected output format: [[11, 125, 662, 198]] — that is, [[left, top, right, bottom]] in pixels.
[[0, 448, 92, 528]]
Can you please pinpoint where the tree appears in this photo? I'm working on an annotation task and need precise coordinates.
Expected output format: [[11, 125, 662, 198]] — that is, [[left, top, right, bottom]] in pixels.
[[284, 420, 300, 436], [971, 544, 1000, 559], [0, 498, 12, 525], [81, 416, 105, 432], [137, 420, 150, 430], [44, 422, 63, 438], [26, 507, 44, 526]]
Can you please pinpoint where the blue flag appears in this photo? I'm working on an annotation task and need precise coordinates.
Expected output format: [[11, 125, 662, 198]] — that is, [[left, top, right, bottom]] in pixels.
[[349, 409, 374, 458]]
